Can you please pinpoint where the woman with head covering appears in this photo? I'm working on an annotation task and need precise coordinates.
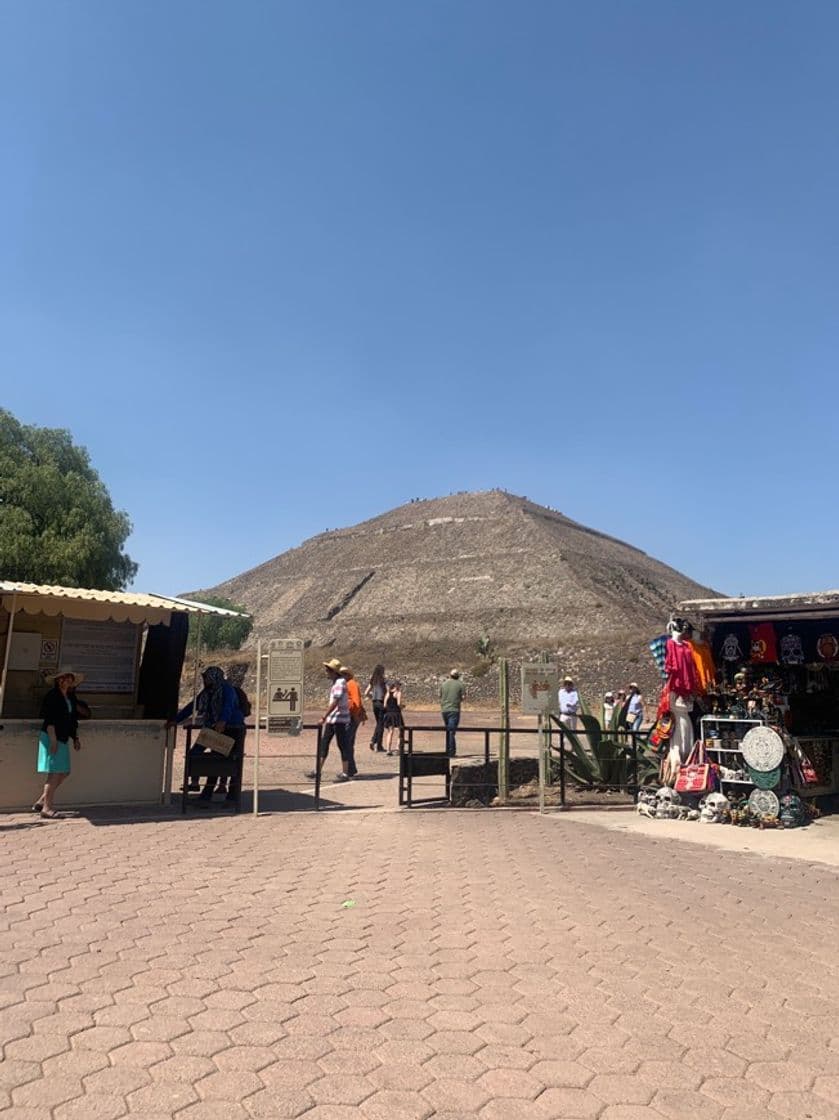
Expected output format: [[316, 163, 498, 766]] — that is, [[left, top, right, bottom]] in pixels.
[[173, 666, 245, 804]]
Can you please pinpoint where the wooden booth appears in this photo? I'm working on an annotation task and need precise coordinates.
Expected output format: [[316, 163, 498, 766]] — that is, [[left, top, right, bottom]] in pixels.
[[0, 582, 243, 811]]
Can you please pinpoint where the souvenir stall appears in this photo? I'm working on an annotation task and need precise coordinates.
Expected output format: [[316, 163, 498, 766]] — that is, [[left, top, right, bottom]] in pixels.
[[640, 590, 839, 828], [0, 582, 243, 810]]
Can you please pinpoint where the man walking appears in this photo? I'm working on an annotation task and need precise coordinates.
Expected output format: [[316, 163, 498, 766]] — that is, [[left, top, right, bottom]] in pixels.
[[309, 658, 354, 781], [440, 669, 465, 757], [341, 664, 364, 776]]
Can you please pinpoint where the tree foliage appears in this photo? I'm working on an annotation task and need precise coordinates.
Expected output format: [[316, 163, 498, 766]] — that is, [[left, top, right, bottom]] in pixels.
[[188, 595, 253, 652], [0, 409, 138, 590]]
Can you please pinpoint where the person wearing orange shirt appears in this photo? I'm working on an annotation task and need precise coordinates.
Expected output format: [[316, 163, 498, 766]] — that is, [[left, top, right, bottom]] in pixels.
[[340, 665, 364, 778]]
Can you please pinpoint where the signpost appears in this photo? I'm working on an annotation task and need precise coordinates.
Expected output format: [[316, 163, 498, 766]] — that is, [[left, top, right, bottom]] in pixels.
[[253, 638, 305, 817], [267, 639, 305, 735], [521, 662, 559, 813], [521, 662, 559, 715]]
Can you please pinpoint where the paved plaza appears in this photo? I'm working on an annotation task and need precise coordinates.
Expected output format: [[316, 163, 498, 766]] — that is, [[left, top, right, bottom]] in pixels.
[[3, 795, 839, 1120]]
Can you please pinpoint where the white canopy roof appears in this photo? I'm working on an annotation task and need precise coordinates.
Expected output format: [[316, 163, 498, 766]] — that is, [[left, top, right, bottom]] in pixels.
[[0, 581, 248, 626]]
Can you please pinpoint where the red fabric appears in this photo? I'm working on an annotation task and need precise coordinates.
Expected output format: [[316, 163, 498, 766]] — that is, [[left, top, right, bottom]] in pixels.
[[749, 623, 778, 664], [665, 638, 699, 697]]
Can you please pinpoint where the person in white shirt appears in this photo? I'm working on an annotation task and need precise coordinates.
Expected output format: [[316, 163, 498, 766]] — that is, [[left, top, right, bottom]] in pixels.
[[626, 683, 644, 732], [558, 676, 580, 730], [602, 691, 615, 728]]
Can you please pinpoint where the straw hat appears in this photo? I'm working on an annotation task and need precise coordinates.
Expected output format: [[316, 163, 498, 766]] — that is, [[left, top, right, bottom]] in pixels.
[[338, 665, 353, 677], [46, 666, 85, 686], [323, 658, 344, 673], [450, 669, 461, 678]]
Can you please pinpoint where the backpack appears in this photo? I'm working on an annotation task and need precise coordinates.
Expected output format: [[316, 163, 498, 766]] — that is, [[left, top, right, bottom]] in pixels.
[[234, 686, 252, 718]]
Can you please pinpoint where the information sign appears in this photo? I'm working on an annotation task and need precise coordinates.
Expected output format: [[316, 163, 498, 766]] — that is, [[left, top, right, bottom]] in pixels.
[[267, 638, 304, 734], [521, 663, 559, 714]]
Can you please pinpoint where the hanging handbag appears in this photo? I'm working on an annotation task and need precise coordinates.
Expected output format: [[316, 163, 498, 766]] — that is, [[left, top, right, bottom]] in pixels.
[[675, 740, 712, 794], [647, 684, 673, 749], [648, 711, 674, 748]]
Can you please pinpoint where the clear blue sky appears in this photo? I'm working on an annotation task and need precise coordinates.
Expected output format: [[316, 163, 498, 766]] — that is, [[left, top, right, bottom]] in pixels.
[[3, 2, 838, 599]]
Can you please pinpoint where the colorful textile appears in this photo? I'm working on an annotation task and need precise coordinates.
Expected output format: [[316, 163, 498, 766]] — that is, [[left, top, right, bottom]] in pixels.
[[648, 634, 668, 680], [712, 623, 749, 666], [687, 639, 715, 694], [665, 638, 699, 697], [777, 627, 807, 665], [749, 623, 778, 664]]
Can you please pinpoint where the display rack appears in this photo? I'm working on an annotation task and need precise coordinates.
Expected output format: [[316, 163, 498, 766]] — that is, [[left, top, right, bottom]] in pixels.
[[701, 716, 765, 794]]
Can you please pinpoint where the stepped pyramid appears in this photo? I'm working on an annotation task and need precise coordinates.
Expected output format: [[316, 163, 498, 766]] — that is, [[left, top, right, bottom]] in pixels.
[[198, 491, 717, 694]]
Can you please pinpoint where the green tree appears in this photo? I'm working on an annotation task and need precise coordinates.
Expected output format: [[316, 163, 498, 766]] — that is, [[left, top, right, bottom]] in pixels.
[[0, 409, 137, 590], [188, 595, 252, 651]]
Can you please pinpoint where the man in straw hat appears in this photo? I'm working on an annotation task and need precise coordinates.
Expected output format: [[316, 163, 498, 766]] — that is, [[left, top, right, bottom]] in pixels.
[[34, 667, 86, 819], [558, 675, 580, 731], [307, 659, 354, 782]]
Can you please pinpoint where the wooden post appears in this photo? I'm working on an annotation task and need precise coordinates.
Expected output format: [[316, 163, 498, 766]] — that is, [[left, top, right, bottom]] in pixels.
[[0, 592, 17, 718]]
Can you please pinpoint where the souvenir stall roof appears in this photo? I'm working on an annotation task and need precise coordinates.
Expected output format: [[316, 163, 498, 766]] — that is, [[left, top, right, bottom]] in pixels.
[[0, 581, 248, 626], [678, 590, 839, 623]]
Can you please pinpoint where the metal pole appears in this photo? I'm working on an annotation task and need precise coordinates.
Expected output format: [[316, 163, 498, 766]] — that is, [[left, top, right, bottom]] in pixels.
[[315, 725, 322, 811], [253, 639, 262, 816], [559, 727, 567, 807], [0, 592, 18, 718], [498, 658, 509, 804], [191, 610, 203, 719], [162, 724, 175, 806], [538, 713, 545, 814]]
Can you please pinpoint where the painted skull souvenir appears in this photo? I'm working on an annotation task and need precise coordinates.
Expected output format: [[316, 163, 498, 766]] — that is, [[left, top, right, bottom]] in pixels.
[[654, 786, 681, 819], [779, 793, 806, 829], [699, 792, 729, 823]]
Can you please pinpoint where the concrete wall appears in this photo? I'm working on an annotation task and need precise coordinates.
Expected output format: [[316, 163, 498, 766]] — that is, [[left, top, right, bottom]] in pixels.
[[0, 720, 167, 810]]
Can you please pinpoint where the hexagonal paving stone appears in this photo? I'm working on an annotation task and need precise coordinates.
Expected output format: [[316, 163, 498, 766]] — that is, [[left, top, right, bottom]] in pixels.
[[767, 1091, 839, 1119], [360, 1089, 433, 1120], [53, 1095, 128, 1120], [245, 1088, 314, 1118], [475, 1068, 545, 1100], [308, 1074, 376, 1106], [421, 1077, 490, 1112]]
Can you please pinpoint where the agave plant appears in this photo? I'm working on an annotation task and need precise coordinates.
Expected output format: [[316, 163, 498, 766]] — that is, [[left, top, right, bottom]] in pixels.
[[549, 713, 658, 789]]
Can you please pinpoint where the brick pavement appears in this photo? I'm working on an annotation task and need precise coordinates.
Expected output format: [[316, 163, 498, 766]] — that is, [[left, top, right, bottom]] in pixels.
[[2, 806, 839, 1119]]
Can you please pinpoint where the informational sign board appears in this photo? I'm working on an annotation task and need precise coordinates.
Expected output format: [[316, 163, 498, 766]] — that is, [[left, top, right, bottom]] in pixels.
[[9, 632, 41, 671], [61, 619, 140, 693], [267, 638, 304, 734], [521, 662, 559, 714]]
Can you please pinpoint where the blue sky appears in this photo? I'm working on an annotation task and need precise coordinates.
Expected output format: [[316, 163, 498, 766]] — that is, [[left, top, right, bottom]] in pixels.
[[3, 1, 838, 599]]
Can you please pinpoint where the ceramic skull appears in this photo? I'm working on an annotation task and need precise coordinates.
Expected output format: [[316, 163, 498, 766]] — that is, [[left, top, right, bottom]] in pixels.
[[699, 792, 729, 823], [654, 786, 681, 819]]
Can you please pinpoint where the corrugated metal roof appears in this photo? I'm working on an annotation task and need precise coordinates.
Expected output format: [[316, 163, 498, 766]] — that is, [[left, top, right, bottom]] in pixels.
[[0, 581, 247, 625]]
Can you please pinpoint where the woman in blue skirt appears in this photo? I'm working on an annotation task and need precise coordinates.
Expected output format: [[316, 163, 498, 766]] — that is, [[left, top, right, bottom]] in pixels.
[[35, 667, 84, 818]]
